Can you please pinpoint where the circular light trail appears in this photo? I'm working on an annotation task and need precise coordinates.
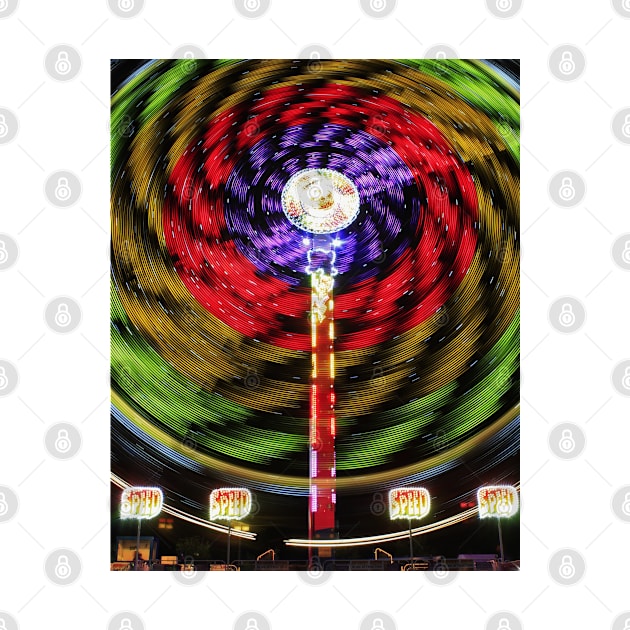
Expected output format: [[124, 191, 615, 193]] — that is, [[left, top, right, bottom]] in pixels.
[[110, 59, 520, 545]]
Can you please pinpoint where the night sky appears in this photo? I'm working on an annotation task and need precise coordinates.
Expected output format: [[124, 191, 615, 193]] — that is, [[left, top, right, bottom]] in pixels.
[[110, 58, 520, 565]]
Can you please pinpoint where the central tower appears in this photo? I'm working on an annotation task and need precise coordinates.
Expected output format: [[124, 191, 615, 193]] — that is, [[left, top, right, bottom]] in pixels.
[[281, 168, 360, 557]]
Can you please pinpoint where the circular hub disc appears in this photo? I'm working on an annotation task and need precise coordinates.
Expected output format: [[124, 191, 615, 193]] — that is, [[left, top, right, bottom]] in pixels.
[[281, 168, 360, 234]]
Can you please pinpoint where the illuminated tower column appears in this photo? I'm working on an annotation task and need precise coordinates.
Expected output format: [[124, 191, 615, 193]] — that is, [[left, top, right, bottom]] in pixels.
[[281, 168, 360, 555], [309, 256, 337, 549]]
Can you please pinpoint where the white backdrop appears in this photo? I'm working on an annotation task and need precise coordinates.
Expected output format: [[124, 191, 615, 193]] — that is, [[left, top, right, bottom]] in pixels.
[[1, 0, 630, 628]]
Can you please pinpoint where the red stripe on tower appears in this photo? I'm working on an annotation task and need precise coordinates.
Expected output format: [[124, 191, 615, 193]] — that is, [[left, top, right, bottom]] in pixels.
[[310, 269, 336, 551]]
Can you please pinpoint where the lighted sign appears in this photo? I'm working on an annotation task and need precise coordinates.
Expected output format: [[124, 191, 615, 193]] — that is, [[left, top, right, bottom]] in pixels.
[[120, 487, 163, 520], [477, 485, 519, 519], [210, 488, 252, 521], [389, 487, 431, 520]]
